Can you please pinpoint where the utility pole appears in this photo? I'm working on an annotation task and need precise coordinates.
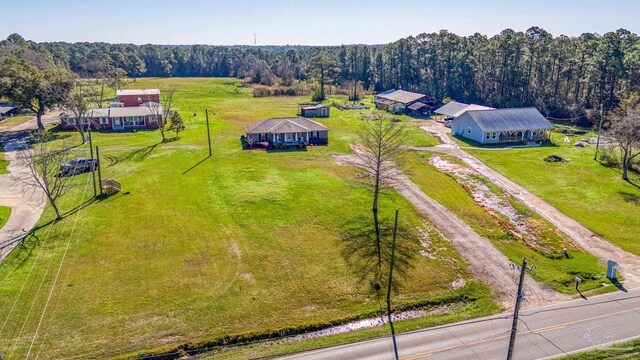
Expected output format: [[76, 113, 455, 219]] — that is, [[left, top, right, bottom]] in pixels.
[[205, 109, 212, 157], [96, 146, 103, 196], [88, 124, 96, 197], [507, 257, 527, 360], [594, 104, 604, 161], [386, 209, 400, 360]]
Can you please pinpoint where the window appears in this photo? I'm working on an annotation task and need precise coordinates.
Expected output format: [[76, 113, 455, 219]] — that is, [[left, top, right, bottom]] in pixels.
[[485, 132, 490, 140], [66, 118, 76, 125], [124, 116, 145, 126], [492, 132, 497, 139], [467, 127, 472, 134], [100, 117, 109, 125], [148, 114, 157, 122], [81, 117, 90, 125]]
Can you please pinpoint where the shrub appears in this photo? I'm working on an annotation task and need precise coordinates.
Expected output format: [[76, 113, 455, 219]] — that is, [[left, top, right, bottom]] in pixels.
[[598, 145, 620, 168]]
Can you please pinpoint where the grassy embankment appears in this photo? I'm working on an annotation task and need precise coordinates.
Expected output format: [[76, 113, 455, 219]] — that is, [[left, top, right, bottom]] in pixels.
[[461, 131, 640, 256]]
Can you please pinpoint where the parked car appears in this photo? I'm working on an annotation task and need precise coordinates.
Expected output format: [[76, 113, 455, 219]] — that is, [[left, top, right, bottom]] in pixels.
[[59, 158, 98, 176]]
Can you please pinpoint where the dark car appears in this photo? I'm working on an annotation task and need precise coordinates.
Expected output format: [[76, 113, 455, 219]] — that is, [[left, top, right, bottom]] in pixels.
[[59, 158, 98, 176]]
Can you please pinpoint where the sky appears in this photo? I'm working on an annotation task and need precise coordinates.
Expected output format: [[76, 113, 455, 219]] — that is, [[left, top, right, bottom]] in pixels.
[[1, 0, 638, 45]]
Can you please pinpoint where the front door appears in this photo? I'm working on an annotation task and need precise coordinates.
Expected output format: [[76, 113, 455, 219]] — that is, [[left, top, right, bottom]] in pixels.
[[113, 118, 123, 130]]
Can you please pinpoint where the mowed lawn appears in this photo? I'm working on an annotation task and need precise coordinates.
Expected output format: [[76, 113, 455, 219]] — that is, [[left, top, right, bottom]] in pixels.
[[466, 132, 640, 255], [0, 78, 493, 359], [0, 153, 8, 175], [0, 206, 10, 229]]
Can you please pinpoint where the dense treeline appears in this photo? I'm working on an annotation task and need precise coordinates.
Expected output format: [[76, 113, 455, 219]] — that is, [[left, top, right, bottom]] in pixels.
[[3, 27, 640, 122]]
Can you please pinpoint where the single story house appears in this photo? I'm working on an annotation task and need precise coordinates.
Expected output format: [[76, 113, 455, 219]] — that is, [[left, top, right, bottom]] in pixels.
[[451, 107, 553, 144], [434, 101, 494, 120], [299, 104, 330, 118], [374, 89, 435, 115], [60, 103, 162, 131], [244, 117, 329, 146], [0, 105, 19, 120], [116, 89, 160, 107]]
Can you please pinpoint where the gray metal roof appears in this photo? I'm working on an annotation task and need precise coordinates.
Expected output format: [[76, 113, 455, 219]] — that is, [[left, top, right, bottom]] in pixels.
[[407, 102, 430, 111], [434, 101, 494, 117], [376, 90, 426, 104], [246, 117, 328, 134], [301, 104, 329, 110], [460, 108, 553, 132], [0, 106, 17, 114]]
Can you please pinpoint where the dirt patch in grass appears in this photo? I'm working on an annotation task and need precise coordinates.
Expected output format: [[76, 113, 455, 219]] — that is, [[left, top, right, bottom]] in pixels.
[[429, 155, 578, 255]]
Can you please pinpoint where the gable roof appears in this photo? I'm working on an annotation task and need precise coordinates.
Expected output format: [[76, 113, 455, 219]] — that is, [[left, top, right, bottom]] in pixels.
[[246, 117, 328, 134], [0, 106, 18, 114], [434, 101, 494, 117], [376, 90, 426, 104], [68, 105, 163, 119], [460, 108, 553, 132], [116, 89, 160, 96]]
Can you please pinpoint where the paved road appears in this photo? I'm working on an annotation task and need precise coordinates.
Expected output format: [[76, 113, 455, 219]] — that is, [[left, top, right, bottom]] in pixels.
[[280, 288, 640, 360], [0, 116, 50, 261]]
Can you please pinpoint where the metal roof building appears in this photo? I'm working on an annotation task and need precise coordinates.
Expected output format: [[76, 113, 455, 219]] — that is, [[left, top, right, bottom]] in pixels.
[[434, 101, 494, 118], [451, 107, 553, 144]]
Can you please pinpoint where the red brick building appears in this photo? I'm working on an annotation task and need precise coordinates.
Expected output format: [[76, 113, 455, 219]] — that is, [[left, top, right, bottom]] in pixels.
[[60, 102, 162, 131], [116, 89, 160, 107]]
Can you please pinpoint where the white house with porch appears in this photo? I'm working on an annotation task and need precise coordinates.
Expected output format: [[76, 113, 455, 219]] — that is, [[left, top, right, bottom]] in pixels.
[[451, 107, 553, 144], [245, 117, 329, 146]]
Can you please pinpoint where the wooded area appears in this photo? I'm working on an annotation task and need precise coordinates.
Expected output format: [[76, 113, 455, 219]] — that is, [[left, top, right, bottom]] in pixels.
[[2, 27, 640, 122]]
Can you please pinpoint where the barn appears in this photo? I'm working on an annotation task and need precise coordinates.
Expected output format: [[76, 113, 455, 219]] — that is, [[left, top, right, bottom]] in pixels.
[[374, 90, 435, 115], [0, 104, 19, 120], [451, 107, 553, 144], [116, 89, 160, 107]]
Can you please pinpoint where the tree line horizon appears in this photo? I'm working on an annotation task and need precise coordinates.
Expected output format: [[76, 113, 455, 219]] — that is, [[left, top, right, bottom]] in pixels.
[[2, 26, 639, 123]]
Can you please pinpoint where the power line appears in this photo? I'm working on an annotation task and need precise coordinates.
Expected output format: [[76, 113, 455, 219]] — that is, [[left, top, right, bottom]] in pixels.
[[25, 172, 92, 358]]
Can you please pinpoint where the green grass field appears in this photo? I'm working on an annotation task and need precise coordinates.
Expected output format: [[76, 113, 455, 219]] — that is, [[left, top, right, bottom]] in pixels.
[[403, 151, 608, 294], [465, 132, 640, 255], [0, 206, 10, 230], [0, 78, 495, 359], [0, 153, 8, 175]]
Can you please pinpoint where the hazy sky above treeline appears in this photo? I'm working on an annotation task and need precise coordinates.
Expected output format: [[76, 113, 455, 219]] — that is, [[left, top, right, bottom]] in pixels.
[[1, 0, 638, 45]]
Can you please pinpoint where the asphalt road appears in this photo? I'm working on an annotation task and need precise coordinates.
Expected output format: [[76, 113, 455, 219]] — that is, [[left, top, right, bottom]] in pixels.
[[280, 288, 640, 360]]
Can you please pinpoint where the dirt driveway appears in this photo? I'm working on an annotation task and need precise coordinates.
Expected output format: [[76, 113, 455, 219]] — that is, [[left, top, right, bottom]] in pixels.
[[418, 121, 640, 288], [334, 148, 564, 309]]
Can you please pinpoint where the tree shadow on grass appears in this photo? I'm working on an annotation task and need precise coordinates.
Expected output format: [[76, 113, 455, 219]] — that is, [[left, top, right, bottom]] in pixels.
[[341, 215, 420, 293], [104, 143, 159, 166], [619, 191, 640, 205]]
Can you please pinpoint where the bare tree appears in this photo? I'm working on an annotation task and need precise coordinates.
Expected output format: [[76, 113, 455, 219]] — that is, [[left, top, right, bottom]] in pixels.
[[355, 112, 405, 289], [62, 82, 93, 144], [609, 102, 640, 181], [245, 135, 257, 149], [147, 85, 176, 143], [19, 132, 78, 221]]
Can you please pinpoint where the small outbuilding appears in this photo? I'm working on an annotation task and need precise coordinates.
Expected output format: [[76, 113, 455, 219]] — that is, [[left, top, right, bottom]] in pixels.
[[244, 117, 329, 147], [0, 105, 19, 120], [374, 89, 435, 115], [299, 104, 330, 118], [451, 107, 553, 144]]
